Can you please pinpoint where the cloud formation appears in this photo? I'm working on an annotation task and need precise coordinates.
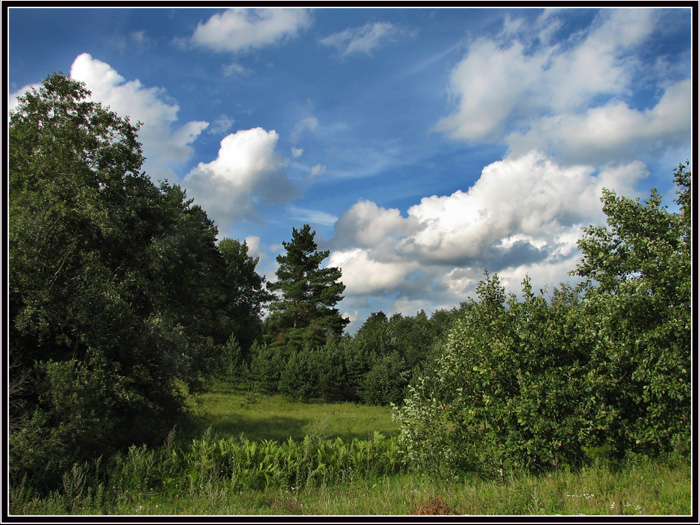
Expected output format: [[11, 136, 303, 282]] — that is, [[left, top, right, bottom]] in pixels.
[[321, 22, 405, 56], [70, 53, 208, 180], [435, 9, 690, 165], [329, 151, 648, 308], [192, 8, 311, 53], [183, 127, 297, 227]]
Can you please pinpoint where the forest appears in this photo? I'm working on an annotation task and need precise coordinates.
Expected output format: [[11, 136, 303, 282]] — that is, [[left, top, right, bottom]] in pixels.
[[8, 74, 691, 513]]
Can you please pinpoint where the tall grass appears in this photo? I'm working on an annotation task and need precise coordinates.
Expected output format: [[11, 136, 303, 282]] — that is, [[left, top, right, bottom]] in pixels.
[[12, 454, 690, 515]]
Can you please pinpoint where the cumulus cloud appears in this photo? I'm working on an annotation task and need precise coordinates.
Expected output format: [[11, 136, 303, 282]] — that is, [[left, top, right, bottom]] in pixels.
[[244, 235, 266, 260], [507, 79, 692, 164], [435, 9, 689, 165], [328, 248, 420, 296], [291, 147, 304, 158], [329, 152, 648, 305], [192, 8, 311, 53], [183, 127, 297, 226], [69, 53, 208, 180], [321, 21, 405, 56], [332, 200, 420, 249]]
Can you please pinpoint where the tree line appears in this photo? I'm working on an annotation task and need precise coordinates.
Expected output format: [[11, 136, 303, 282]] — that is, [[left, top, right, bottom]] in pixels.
[[9, 73, 691, 493]]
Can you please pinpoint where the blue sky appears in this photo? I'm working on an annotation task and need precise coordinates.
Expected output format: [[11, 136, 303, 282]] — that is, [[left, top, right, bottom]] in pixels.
[[8, 7, 693, 331]]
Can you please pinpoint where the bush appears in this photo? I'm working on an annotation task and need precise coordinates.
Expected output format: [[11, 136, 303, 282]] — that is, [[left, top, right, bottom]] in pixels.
[[361, 352, 409, 406], [279, 350, 319, 401]]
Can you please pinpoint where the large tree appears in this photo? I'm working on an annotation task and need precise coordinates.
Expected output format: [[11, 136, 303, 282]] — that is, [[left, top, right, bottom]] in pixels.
[[8, 74, 267, 491], [265, 224, 349, 350]]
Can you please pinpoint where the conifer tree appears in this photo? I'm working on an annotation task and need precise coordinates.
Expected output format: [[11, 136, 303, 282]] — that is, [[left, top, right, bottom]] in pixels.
[[266, 224, 349, 350]]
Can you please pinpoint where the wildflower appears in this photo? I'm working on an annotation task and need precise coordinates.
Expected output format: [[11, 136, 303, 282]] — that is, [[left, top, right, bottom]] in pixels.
[[610, 501, 616, 510]]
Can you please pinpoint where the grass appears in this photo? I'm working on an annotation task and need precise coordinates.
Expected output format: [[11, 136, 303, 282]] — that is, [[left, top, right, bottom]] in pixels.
[[11, 382, 691, 516], [187, 381, 399, 442], [15, 462, 690, 516]]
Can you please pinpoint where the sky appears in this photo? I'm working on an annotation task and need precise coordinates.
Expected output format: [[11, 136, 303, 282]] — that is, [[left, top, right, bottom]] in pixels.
[[7, 6, 693, 332]]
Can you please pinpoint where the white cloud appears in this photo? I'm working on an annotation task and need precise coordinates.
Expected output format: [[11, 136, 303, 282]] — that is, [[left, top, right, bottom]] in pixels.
[[434, 9, 689, 165], [435, 38, 548, 142], [306, 164, 326, 181], [291, 147, 304, 158], [321, 22, 405, 56], [332, 200, 420, 249], [183, 127, 296, 226], [329, 248, 419, 296], [401, 152, 646, 267], [244, 235, 266, 261], [507, 79, 692, 164], [329, 152, 648, 303], [69, 53, 208, 181], [290, 116, 318, 142], [223, 62, 251, 76], [192, 8, 311, 53]]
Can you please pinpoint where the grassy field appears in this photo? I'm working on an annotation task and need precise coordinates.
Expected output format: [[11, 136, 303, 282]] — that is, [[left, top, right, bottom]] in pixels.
[[11, 381, 691, 516], [15, 458, 691, 516], [187, 381, 400, 442]]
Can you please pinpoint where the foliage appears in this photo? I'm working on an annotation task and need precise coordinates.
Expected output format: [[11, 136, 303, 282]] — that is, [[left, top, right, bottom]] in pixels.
[[360, 351, 410, 406], [247, 342, 286, 394], [265, 224, 349, 351], [395, 163, 691, 477], [8, 74, 269, 492], [217, 238, 273, 354], [279, 349, 321, 401], [572, 161, 692, 458]]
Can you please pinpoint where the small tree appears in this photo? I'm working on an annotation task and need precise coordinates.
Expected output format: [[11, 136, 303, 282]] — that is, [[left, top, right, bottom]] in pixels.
[[266, 224, 349, 350]]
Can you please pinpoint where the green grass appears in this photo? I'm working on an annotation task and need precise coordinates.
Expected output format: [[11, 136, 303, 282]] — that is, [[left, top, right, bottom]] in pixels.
[[15, 462, 690, 516], [11, 382, 691, 516], [187, 381, 399, 442]]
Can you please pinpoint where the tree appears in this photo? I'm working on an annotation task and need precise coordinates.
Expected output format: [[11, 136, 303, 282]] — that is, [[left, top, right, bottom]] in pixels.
[[217, 238, 273, 355], [573, 162, 691, 458], [394, 163, 692, 479], [8, 74, 265, 491], [266, 224, 349, 350]]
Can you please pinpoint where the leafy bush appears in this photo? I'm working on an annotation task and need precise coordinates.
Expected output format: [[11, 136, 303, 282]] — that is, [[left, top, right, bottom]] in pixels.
[[394, 164, 691, 478]]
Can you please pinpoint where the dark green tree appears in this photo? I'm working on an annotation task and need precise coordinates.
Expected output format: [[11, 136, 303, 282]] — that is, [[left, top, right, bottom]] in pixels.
[[217, 238, 273, 355], [266, 224, 349, 350], [8, 74, 267, 491]]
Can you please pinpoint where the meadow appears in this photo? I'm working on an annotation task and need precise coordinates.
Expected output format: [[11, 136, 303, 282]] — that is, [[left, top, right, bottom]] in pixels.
[[187, 381, 400, 442], [10, 381, 691, 516]]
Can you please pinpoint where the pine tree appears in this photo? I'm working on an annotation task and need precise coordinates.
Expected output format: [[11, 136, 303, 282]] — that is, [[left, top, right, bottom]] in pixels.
[[266, 224, 349, 350]]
